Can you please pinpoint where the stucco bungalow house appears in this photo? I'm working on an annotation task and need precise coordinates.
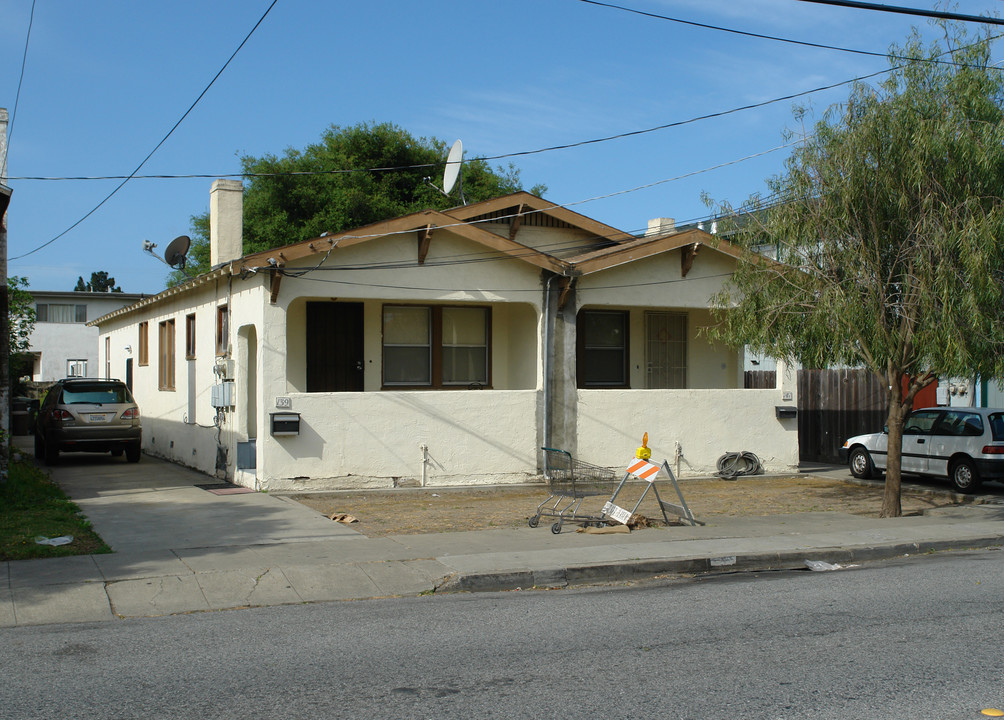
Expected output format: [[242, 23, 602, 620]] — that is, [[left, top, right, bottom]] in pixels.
[[91, 180, 798, 490]]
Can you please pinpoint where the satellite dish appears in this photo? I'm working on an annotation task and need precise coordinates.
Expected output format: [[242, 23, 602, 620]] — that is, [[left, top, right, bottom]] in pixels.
[[443, 139, 464, 199], [164, 235, 191, 268]]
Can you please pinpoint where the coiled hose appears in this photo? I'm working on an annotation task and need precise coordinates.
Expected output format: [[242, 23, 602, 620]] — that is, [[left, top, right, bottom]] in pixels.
[[716, 451, 762, 479]]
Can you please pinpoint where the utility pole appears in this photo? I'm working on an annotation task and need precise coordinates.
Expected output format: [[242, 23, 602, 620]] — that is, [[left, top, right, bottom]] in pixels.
[[1, 108, 11, 483]]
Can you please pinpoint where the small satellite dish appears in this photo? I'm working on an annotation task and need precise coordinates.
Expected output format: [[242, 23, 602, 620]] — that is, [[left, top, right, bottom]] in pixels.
[[164, 235, 191, 269], [443, 139, 464, 199]]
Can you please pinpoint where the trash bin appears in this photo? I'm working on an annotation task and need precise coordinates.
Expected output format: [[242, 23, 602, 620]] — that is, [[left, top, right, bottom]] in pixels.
[[11, 410, 29, 436]]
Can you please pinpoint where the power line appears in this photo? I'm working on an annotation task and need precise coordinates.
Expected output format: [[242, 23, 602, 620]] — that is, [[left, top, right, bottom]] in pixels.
[[577, 0, 894, 59], [5, 71, 876, 184], [2, 0, 36, 180], [9, 0, 278, 262], [794, 0, 1004, 26]]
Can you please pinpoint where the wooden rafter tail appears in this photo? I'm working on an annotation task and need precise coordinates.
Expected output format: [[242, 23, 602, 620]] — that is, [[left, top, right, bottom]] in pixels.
[[417, 225, 433, 265], [557, 276, 575, 311], [681, 242, 701, 277], [509, 203, 525, 243], [270, 268, 283, 304]]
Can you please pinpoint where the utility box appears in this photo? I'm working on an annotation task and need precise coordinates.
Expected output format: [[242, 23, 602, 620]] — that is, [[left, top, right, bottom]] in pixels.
[[211, 381, 235, 408], [270, 412, 301, 436], [775, 406, 797, 419]]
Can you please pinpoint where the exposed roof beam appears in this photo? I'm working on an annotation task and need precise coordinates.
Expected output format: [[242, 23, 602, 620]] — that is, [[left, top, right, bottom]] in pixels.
[[417, 225, 432, 265], [681, 242, 700, 277]]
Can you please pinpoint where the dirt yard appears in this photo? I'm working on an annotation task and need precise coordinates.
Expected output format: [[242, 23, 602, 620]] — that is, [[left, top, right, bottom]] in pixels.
[[287, 475, 971, 538]]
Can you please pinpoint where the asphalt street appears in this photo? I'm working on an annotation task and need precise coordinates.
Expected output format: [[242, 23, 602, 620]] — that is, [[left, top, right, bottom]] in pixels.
[[1, 550, 1001, 719]]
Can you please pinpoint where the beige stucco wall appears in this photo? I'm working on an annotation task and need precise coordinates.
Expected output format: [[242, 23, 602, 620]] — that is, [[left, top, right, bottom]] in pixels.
[[93, 224, 797, 491], [576, 388, 799, 475], [256, 390, 539, 490], [250, 228, 548, 489]]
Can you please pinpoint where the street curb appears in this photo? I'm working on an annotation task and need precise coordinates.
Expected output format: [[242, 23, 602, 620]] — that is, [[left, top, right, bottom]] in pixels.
[[434, 536, 1004, 594]]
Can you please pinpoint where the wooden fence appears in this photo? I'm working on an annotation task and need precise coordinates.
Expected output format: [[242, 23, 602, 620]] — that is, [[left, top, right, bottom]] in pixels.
[[797, 369, 888, 463], [743, 370, 776, 389]]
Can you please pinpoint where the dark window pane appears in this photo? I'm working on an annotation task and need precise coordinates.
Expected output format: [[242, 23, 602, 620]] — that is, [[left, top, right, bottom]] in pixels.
[[384, 347, 431, 385], [583, 312, 625, 347], [581, 348, 626, 386]]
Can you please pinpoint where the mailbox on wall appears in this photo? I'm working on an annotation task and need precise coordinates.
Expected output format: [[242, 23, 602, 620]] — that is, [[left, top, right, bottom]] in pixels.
[[270, 412, 301, 436], [775, 406, 797, 419]]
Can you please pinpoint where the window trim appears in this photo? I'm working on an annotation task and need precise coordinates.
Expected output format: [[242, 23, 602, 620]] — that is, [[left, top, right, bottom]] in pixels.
[[381, 304, 492, 390], [36, 303, 87, 324], [576, 309, 630, 389], [138, 321, 149, 366], [185, 313, 196, 360], [216, 305, 229, 356], [66, 359, 88, 378], [159, 319, 176, 391]]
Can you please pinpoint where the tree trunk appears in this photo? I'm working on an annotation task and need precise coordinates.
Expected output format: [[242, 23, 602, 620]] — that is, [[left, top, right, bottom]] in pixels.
[[881, 372, 904, 518]]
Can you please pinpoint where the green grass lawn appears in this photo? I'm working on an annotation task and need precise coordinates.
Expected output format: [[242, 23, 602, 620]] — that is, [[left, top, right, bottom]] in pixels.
[[0, 459, 110, 561]]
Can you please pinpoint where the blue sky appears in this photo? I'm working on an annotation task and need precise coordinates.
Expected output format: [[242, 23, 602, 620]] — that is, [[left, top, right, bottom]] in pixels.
[[1, 0, 1000, 294]]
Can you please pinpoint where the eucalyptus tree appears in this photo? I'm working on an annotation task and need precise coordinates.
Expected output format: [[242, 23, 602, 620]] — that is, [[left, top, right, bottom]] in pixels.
[[707, 27, 1004, 517]]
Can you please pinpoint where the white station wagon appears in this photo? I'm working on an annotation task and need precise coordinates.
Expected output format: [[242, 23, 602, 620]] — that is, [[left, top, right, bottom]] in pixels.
[[841, 407, 1004, 493]]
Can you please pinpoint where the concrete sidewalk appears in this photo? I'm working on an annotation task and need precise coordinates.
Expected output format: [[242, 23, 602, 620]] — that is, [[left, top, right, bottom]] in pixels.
[[3, 452, 1004, 627]]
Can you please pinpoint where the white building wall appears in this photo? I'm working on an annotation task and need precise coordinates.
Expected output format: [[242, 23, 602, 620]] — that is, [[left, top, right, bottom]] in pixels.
[[98, 275, 262, 479], [32, 322, 99, 381], [30, 292, 146, 382]]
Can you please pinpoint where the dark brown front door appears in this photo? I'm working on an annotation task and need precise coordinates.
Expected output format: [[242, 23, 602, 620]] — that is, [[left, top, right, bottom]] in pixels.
[[306, 302, 364, 392]]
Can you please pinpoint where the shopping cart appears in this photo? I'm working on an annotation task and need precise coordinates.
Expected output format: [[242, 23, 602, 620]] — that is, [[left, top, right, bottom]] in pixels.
[[530, 447, 618, 534]]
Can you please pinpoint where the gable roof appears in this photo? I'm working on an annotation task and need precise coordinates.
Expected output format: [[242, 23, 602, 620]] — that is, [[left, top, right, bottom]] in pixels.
[[567, 227, 743, 274], [237, 191, 744, 277], [444, 192, 637, 246], [91, 192, 747, 326], [238, 202, 571, 276]]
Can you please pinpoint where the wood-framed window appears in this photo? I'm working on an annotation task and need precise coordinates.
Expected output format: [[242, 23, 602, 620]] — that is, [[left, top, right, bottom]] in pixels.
[[185, 313, 196, 360], [66, 359, 87, 377], [159, 319, 175, 391], [216, 305, 229, 356], [382, 305, 490, 388], [577, 309, 629, 388], [36, 303, 86, 323], [138, 321, 149, 366]]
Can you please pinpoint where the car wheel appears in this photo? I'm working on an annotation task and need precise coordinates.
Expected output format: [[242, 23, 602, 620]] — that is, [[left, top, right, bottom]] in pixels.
[[125, 443, 141, 463], [849, 447, 874, 479], [950, 458, 981, 493], [43, 436, 59, 466]]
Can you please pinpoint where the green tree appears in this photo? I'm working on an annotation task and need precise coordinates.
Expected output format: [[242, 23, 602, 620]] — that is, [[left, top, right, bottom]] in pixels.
[[169, 122, 546, 285], [74, 271, 122, 293], [8, 276, 34, 356], [707, 27, 1004, 517], [8, 276, 36, 396]]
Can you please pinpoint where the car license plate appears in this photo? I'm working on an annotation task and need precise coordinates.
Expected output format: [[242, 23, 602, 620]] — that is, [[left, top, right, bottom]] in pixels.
[[88, 414, 110, 423]]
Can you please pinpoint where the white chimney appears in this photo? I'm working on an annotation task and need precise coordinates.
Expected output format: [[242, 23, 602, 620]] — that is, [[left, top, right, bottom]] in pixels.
[[210, 179, 243, 266], [646, 217, 675, 237]]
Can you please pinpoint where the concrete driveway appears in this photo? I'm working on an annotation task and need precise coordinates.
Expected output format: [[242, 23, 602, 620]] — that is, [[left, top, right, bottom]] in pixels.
[[33, 451, 360, 553]]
